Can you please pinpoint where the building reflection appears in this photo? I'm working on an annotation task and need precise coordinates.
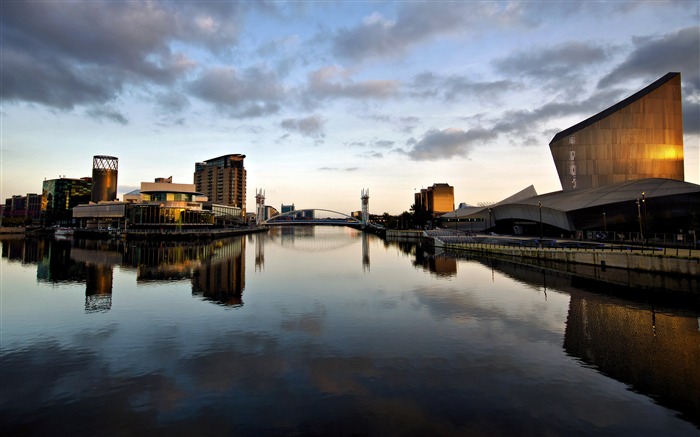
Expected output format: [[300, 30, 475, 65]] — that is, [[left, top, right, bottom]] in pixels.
[[192, 238, 245, 307], [564, 290, 700, 428], [85, 264, 113, 312], [457, 253, 700, 428], [1, 236, 249, 310], [384, 237, 457, 277]]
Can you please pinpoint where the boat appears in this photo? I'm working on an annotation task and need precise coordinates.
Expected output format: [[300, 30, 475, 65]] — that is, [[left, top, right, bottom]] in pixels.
[[54, 227, 75, 239]]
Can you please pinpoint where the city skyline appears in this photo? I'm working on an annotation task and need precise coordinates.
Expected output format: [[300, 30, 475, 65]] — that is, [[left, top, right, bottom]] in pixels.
[[2, 1, 699, 215]]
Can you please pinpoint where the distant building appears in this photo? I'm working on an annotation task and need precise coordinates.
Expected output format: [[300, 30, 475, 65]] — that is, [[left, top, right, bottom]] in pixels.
[[549, 72, 684, 191], [2, 193, 42, 223], [42, 177, 92, 225], [415, 183, 454, 218], [281, 203, 295, 214], [194, 154, 246, 215]]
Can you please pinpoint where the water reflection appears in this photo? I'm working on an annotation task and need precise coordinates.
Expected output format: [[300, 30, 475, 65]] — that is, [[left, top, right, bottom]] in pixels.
[[2, 231, 699, 434], [565, 290, 700, 427], [1, 237, 247, 309]]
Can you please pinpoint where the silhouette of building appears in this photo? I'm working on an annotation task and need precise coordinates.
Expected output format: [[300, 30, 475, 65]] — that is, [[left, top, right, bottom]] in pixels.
[[194, 154, 247, 215], [3, 193, 42, 223], [550, 72, 684, 191]]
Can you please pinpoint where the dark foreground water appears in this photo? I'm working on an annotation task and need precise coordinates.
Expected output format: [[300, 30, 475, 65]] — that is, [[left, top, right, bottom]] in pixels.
[[1, 227, 699, 436]]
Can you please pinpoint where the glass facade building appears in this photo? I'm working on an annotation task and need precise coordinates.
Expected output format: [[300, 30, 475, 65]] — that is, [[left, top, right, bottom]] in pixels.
[[42, 177, 92, 224]]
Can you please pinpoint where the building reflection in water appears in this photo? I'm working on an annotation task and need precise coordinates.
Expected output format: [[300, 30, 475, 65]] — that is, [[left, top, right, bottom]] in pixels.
[[384, 237, 457, 277], [1, 236, 249, 310], [362, 232, 370, 272], [564, 289, 700, 427], [85, 264, 113, 312], [192, 238, 246, 307], [460, 253, 700, 428]]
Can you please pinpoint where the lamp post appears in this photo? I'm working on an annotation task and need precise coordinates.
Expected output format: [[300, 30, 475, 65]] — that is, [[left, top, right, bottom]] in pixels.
[[603, 212, 607, 236], [488, 208, 492, 232], [538, 201, 543, 241], [636, 198, 644, 241]]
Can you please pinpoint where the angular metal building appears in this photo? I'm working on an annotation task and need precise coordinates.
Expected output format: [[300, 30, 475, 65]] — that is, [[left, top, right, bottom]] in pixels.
[[91, 155, 119, 203], [549, 72, 684, 191]]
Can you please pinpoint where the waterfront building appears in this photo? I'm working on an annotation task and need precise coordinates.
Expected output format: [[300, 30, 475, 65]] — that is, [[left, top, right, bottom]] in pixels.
[[74, 177, 214, 229], [442, 73, 699, 240], [550, 72, 684, 191], [281, 203, 295, 214], [2, 193, 42, 223], [42, 177, 92, 225], [91, 155, 118, 203], [194, 154, 247, 215]]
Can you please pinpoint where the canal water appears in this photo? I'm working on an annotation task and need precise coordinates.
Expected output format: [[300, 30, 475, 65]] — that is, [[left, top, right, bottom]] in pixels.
[[1, 226, 699, 435]]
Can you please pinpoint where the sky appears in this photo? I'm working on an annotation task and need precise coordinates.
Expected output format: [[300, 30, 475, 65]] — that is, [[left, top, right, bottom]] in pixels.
[[1, 1, 699, 215]]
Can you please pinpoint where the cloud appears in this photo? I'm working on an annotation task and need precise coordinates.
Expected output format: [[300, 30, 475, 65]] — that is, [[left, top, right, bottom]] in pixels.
[[188, 67, 284, 117], [306, 66, 399, 100], [156, 92, 191, 113], [280, 115, 326, 139], [318, 167, 359, 172], [493, 41, 608, 80], [0, 1, 253, 111], [85, 106, 129, 125], [331, 2, 529, 62], [597, 26, 700, 92], [411, 73, 521, 103], [405, 127, 497, 161]]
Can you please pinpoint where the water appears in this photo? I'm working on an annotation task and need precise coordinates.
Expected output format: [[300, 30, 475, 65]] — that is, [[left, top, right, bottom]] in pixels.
[[1, 226, 699, 436]]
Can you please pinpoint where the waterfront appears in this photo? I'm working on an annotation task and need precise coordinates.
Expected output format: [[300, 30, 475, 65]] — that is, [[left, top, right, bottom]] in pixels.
[[1, 227, 699, 435]]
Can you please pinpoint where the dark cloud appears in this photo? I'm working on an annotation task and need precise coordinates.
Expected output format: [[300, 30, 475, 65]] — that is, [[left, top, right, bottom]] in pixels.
[[405, 127, 497, 161], [156, 92, 191, 113], [0, 1, 256, 111], [411, 73, 521, 103], [332, 2, 529, 62], [597, 27, 700, 92], [85, 106, 129, 125], [306, 66, 399, 100], [493, 41, 608, 80], [189, 67, 284, 117], [280, 115, 326, 139]]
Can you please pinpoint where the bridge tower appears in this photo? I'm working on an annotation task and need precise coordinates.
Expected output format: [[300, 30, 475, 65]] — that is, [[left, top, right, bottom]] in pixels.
[[255, 189, 265, 225], [361, 189, 369, 225]]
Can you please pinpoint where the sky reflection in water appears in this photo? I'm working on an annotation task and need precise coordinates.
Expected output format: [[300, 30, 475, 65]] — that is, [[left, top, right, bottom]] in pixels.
[[1, 227, 698, 435]]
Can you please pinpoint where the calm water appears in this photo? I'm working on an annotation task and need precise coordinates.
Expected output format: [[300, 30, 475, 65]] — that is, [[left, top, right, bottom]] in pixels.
[[1, 226, 699, 436]]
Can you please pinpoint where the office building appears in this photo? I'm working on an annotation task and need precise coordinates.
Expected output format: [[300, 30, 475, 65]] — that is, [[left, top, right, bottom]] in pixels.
[[194, 154, 247, 215], [42, 177, 92, 224]]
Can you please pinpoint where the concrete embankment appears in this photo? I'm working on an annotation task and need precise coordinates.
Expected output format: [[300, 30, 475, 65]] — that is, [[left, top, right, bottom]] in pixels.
[[442, 244, 699, 277]]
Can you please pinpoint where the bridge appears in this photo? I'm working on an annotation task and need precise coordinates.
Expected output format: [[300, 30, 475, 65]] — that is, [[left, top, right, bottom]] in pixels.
[[256, 189, 384, 232], [264, 209, 362, 227]]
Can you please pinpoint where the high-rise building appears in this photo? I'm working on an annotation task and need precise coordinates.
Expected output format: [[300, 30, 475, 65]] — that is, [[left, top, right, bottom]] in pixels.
[[425, 183, 454, 217], [194, 154, 246, 214], [549, 72, 684, 191]]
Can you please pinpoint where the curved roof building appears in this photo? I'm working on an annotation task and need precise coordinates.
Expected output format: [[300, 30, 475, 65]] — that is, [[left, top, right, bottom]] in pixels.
[[442, 73, 699, 237]]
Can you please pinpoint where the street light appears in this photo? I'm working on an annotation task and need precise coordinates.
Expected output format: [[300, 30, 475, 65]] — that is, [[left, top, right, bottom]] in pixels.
[[603, 212, 607, 235], [636, 198, 644, 241], [538, 201, 543, 241], [488, 208, 492, 232]]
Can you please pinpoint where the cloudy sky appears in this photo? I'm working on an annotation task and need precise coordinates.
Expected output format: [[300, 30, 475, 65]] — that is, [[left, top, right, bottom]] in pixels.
[[2, 1, 699, 214]]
